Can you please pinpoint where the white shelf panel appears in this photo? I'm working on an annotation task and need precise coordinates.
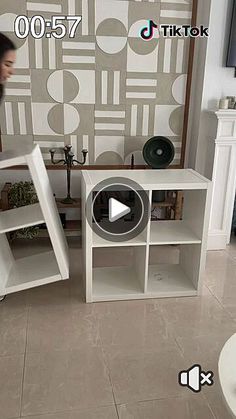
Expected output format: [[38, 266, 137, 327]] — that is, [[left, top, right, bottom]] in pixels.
[[150, 221, 201, 245], [92, 232, 146, 247], [83, 169, 210, 190], [0, 203, 45, 233], [0, 147, 33, 169], [147, 264, 197, 297], [5, 251, 62, 294], [93, 266, 144, 301]]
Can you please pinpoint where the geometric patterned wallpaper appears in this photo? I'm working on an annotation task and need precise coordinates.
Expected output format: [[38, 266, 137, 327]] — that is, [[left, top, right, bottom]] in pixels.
[[0, 0, 192, 166]]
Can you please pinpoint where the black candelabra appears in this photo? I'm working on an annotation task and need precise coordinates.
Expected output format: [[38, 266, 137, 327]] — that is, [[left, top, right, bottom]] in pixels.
[[49, 145, 88, 204]]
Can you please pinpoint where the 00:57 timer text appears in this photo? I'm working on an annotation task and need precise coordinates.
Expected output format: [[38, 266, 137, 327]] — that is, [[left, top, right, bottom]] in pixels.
[[14, 15, 82, 39]]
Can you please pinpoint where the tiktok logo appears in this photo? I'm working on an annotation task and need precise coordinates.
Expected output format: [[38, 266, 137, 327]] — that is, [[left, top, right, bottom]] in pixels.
[[140, 21, 209, 40], [140, 20, 158, 40]]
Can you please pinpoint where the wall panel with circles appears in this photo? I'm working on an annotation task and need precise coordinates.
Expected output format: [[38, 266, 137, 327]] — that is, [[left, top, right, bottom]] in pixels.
[[0, 0, 197, 168]]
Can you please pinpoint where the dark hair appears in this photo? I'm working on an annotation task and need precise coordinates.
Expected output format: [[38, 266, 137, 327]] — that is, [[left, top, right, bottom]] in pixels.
[[0, 33, 16, 103]]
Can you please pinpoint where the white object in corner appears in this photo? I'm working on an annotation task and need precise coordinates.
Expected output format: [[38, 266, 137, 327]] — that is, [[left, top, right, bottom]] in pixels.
[[219, 333, 236, 418], [81, 169, 212, 303], [0, 145, 69, 296], [208, 110, 236, 250]]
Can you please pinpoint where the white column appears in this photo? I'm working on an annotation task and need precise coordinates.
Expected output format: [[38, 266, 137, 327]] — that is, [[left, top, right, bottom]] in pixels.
[[208, 110, 236, 250]]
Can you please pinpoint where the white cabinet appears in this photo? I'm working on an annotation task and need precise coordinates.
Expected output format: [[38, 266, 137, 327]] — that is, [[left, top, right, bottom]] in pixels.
[[82, 169, 212, 302], [0, 145, 69, 296]]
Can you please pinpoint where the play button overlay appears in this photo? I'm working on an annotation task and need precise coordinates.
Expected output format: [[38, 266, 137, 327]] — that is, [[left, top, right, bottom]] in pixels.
[[109, 198, 131, 223], [86, 177, 150, 242]]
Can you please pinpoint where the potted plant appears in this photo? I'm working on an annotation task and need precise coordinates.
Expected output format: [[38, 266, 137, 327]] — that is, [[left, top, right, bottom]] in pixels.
[[8, 181, 39, 239]]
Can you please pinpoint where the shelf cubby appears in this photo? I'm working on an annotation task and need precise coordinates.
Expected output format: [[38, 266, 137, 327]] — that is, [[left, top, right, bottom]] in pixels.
[[92, 246, 147, 301], [0, 203, 45, 234], [146, 244, 199, 297], [6, 251, 61, 294], [149, 220, 201, 245]]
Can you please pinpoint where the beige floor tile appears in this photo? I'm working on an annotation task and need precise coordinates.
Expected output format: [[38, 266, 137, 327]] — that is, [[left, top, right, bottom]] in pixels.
[[94, 299, 174, 348], [1, 417, 20, 419], [206, 249, 235, 269], [204, 259, 236, 319], [207, 291, 236, 320], [69, 277, 86, 304], [204, 254, 236, 318], [0, 293, 28, 356], [203, 386, 233, 419], [0, 355, 24, 419], [26, 281, 71, 307], [175, 332, 235, 408], [205, 247, 236, 304], [205, 259, 236, 290], [175, 334, 235, 418], [21, 405, 118, 419], [117, 396, 215, 419], [0, 287, 29, 308], [69, 241, 83, 276], [201, 284, 212, 296], [2, 238, 235, 418], [103, 344, 186, 404], [207, 268, 236, 297], [176, 332, 235, 372], [21, 348, 114, 416], [225, 235, 236, 259], [156, 294, 235, 339], [227, 249, 236, 259], [27, 303, 101, 353]]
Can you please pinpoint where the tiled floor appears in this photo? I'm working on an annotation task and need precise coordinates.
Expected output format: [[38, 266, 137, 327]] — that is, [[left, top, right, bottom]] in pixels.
[[1, 237, 236, 419]]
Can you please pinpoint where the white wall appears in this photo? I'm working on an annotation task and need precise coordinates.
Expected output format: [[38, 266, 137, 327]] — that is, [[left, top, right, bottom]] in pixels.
[[186, 0, 236, 178]]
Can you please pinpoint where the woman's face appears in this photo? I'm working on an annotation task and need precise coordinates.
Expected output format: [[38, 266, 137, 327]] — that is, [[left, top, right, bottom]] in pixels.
[[1, 50, 16, 83]]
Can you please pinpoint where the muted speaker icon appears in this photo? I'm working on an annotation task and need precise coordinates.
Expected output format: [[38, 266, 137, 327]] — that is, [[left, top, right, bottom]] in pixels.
[[179, 364, 214, 393]]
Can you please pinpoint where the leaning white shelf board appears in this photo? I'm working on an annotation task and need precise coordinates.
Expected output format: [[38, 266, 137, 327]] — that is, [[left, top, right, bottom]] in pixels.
[[0, 145, 69, 296], [82, 169, 212, 303]]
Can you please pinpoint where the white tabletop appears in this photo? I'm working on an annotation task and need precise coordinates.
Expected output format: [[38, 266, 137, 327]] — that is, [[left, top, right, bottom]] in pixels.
[[219, 333, 236, 417], [82, 169, 210, 190]]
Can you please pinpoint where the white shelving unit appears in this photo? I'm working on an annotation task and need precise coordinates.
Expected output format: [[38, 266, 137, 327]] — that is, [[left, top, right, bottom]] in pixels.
[[82, 169, 212, 302], [0, 145, 69, 296]]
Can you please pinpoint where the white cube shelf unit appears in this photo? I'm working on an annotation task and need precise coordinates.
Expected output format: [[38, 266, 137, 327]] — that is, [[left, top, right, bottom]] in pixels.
[[82, 169, 212, 303], [0, 146, 69, 296]]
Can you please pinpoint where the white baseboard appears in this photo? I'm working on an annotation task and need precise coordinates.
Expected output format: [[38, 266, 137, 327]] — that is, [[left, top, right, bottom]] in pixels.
[[207, 231, 227, 250]]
